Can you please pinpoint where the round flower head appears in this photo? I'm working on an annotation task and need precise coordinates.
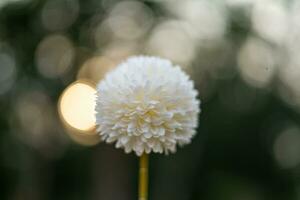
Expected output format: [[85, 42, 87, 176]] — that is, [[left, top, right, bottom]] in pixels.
[[96, 56, 200, 156]]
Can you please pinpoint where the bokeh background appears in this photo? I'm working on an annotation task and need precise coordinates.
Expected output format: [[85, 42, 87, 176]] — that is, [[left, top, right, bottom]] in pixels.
[[1, 0, 300, 199]]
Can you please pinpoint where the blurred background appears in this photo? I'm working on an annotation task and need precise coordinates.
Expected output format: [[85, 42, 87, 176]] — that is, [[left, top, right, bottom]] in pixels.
[[1, 0, 300, 199]]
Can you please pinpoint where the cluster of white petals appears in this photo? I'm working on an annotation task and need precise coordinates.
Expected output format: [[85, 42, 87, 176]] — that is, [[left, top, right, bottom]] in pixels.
[[95, 56, 200, 156]]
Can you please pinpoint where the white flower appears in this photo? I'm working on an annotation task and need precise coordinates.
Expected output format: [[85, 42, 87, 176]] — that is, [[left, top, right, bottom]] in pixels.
[[95, 56, 200, 156]]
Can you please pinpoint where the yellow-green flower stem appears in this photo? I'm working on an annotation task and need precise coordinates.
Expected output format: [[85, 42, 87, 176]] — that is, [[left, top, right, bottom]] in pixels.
[[139, 153, 149, 200]]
